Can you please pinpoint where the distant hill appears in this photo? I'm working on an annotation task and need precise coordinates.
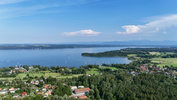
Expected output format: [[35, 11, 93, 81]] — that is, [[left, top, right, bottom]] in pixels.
[[101, 40, 177, 45], [72, 40, 177, 45]]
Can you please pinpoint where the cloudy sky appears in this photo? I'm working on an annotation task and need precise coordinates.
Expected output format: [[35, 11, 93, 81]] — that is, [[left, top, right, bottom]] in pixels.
[[0, 0, 177, 43]]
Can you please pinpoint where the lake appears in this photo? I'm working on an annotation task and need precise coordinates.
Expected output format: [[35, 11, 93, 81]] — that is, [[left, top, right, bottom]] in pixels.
[[0, 47, 131, 67]]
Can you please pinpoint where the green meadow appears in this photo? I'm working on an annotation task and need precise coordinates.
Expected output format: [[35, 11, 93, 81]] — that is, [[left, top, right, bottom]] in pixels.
[[152, 58, 177, 67]]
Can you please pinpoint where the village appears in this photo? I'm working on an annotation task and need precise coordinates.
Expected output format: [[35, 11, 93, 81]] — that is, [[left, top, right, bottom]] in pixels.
[[0, 77, 91, 99], [129, 65, 177, 78], [0, 63, 176, 99]]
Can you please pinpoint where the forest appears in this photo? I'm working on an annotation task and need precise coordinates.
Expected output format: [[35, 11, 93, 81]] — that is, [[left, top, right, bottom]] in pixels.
[[82, 48, 177, 58]]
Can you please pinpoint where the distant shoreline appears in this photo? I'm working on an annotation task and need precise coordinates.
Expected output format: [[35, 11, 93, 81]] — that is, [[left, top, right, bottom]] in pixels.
[[0, 44, 176, 50]]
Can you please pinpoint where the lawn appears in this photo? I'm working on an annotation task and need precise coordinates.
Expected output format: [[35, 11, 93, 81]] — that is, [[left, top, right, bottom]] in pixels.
[[44, 73, 61, 77], [152, 58, 177, 67], [86, 68, 99, 74], [127, 54, 137, 57], [99, 66, 120, 70], [57, 74, 82, 79], [0, 77, 16, 81], [18, 72, 45, 79]]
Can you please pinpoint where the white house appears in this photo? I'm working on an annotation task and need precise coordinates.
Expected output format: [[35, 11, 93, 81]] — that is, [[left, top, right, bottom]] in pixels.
[[29, 66, 33, 69], [0, 90, 7, 94], [78, 86, 84, 88], [70, 86, 77, 90], [9, 87, 14, 91], [42, 88, 47, 93], [36, 89, 39, 92], [13, 94, 19, 98], [10, 90, 16, 93]]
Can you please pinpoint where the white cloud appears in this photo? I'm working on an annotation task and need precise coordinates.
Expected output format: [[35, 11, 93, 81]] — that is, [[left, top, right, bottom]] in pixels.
[[62, 29, 100, 36], [163, 31, 167, 34], [0, 0, 26, 5], [117, 14, 177, 34]]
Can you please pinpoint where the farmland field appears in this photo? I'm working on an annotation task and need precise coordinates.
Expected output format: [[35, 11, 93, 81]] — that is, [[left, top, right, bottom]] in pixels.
[[152, 58, 177, 67]]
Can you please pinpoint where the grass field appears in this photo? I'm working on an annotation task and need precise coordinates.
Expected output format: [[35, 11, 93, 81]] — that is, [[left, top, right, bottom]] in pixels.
[[0, 77, 16, 81], [152, 58, 177, 67], [18, 71, 81, 80], [44, 73, 61, 77], [57, 74, 82, 79], [149, 52, 161, 55], [99, 66, 120, 70], [18, 72, 45, 79], [86, 68, 99, 74]]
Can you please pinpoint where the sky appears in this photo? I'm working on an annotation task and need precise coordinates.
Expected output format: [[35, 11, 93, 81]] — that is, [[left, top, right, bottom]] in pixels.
[[0, 0, 177, 44]]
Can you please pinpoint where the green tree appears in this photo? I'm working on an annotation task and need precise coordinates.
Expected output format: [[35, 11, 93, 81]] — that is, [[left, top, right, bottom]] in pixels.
[[38, 81, 44, 87], [33, 95, 43, 100], [23, 96, 31, 100]]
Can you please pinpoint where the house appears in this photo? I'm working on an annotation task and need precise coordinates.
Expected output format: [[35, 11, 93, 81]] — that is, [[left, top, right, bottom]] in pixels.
[[74, 88, 90, 96], [29, 66, 33, 69], [16, 88, 20, 90], [71, 86, 77, 90], [150, 71, 158, 74], [42, 88, 47, 92], [20, 92, 27, 97], [34, 81, 39, 85], [78, 95, 88, 99], [36, 89, 39, 92], [48, 90, 53, 93], [44, 84, 49, 87], [3, 88, 7, 91], [62, 68, 64, 71], [36, 92, 42, 95], [86, 74, 91, 76], [130, 71, 139, 76], [31, 81, 34, 84], [10, 89, 16, 93], [13, 94, 19, 98], [78, 86, 84, 88], [140, 66, 148, 71], [15, 67, 19, 70], [0, 90, 7, 94], [44, 94, 48, 97], [45, 92, 51, 96]]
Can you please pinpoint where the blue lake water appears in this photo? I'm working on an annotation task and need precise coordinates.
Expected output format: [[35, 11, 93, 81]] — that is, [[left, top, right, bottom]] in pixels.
[[0, 47, 131, 67]]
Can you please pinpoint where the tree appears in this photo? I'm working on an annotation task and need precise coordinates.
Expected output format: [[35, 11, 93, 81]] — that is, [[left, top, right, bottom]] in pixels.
[[33, 95, 43, 100], [38, 81, 44, 87], [27, 79, 32, 83], [25, 87, 32, 95], [104, 92, 113, 100], [23, 96, 31, 100]]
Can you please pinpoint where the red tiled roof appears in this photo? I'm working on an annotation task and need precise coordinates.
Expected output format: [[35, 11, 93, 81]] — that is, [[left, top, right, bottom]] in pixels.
[[75, 88, 90, 93], [150, 71, 157, 73], [78, 95, 88, 99], [163, 71, 167, 73], [20, 92, 27, 95]]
